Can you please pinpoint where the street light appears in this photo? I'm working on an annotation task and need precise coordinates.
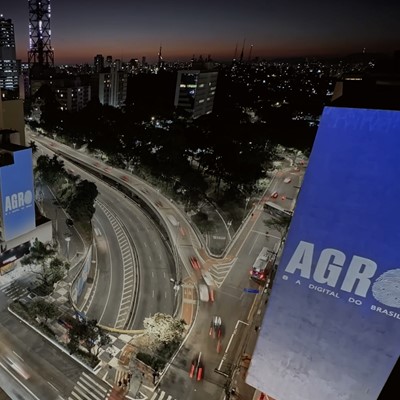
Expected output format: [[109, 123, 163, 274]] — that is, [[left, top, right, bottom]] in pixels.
[[245, 197, 251, 212], [64, 236, 71, 261]]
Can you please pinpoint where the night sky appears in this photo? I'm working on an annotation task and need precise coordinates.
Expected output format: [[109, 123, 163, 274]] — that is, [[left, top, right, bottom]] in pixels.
[[3, 0, 400, 64]]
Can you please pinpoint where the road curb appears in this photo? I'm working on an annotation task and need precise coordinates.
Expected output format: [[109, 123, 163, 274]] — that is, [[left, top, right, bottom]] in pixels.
[[7, 306, 100, 376]]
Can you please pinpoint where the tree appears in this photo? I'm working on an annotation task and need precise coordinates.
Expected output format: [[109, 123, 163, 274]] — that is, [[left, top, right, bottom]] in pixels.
[[34, 154, 65, 185], [143, 313, 185, 349], [67, 335, 80, 355], [34, 256, 69, 291], [21, 239, 56, 266], [68, 318, 111, 356], [29, 140, 38, 154], [94, 330, 112, 357], [67, 179, 98, 222], [31, 299, 59, 323]]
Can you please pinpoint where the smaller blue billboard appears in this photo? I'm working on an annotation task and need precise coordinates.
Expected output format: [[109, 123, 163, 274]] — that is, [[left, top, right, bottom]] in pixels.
[[0, 148, 35, 241]]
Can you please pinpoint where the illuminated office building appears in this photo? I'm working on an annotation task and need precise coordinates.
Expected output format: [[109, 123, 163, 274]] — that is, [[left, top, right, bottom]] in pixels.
[[0, 15, 19, 93], [174, 70, 218, 119], [98, 67, 128, 108], [94, 54, 104, 73]]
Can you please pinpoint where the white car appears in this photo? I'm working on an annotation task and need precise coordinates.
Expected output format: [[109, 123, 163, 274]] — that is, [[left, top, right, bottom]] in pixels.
[[5, 355, 30, 380], [198, 284, 209, 302], [284, 177, 292, 184]]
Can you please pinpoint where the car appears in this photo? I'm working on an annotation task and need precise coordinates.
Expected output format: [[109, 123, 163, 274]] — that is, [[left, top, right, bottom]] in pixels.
[[4, 355, 30, 380], [271, 191, 278, 198], [189, 256, 201, 270], [66, 218, 74, 227], [284, 177, 292, 184], [209, 316, 222, 339], [198, 284, 209, 302], [189, 352, 203, 381]]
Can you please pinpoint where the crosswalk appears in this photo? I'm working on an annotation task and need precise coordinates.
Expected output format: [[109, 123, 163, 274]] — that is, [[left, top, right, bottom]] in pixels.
[[114, 370, 178, 400], [69, 372, 111, 400], [209, 262, 235, 288], [150, 389, 178, 400], [114, 369, 131, 387], [1, 282, 30, 301]]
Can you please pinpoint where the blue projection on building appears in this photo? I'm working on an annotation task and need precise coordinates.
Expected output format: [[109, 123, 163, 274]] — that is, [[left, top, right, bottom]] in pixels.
[[247, 107, 400, 400], [0, 148, 35, 241]]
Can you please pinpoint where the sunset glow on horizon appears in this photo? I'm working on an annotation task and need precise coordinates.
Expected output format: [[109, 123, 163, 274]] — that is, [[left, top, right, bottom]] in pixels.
[[4, 0, 400, 64]]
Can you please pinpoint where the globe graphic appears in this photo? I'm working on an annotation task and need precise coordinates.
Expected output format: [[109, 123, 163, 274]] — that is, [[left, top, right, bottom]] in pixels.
[[371, 269, 400, 308], [24, 190, 33, 205]]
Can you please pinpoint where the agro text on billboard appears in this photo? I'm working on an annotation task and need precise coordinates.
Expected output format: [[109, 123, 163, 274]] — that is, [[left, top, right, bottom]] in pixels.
[[0, 148, 35, 241], [247, 107, 400, 400]]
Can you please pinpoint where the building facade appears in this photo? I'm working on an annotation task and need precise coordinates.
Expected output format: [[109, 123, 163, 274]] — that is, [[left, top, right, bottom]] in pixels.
[[174, 70, 218, 118], [55, 85, 91, 112], [94, 54, 104, 73], [246, 106, 400, 400], [0, 91, 52, 269], [0, 15, 19, 94], [98, 68, 128, 108]]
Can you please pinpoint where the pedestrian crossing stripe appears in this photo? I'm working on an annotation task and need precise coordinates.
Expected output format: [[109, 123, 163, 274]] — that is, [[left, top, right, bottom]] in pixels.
[[150, 390, 176, 400], [68, 372, 111, 400], [1, 283, 29, 300], [114, 369, 130, 385]]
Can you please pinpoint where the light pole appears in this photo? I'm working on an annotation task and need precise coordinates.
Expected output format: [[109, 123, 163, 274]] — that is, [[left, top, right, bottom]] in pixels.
[[244, 197, 251, 213], [65, 236, 71, 261]]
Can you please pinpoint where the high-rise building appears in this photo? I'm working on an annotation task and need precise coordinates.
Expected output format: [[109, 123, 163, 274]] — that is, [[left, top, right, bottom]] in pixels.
[[98, 67, 127, 108], [0, 15, 19, 94], [105, 56, 112, 68], [94, 54, 104, 73], [174, 69, 218, 119], [157, 45, 164, 71]]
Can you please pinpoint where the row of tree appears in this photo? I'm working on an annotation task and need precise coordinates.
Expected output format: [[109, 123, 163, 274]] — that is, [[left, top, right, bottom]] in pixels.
[[35, 154, 98, 224]]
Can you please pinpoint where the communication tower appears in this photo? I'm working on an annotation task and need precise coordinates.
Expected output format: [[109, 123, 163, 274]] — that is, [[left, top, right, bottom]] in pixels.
[[28, 0, 54, 70]]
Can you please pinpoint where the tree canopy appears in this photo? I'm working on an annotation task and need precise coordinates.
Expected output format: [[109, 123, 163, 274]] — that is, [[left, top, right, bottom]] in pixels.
[[143, 313, 185, 349]]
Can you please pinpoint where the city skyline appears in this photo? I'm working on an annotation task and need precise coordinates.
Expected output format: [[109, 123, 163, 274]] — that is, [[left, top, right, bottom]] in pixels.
[[2, 0, 400, 64]]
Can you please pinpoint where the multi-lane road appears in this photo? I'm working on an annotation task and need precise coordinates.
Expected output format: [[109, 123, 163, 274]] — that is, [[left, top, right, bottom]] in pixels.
[[1, 130, 305, 400], [34, 139, 176, 329], [156, 165, 304, 400], [0, 295, 113, 400]]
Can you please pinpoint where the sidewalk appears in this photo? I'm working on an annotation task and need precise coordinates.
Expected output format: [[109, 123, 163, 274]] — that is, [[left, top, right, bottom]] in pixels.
[[227, 293, 271, 400]]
